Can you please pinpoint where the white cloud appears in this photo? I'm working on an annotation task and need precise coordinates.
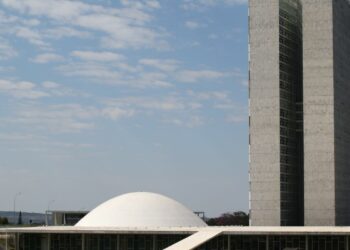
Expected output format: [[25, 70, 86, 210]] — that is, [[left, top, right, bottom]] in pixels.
[[190, 41, 200, 47], [182, 0, 247, 10], [45, 27, 91, 39], [213, 97, 246, 111], [185, 90, 248, 125], [120, 0, 161, 10], [15, 27, 49, 48], [103, 95, 205, 126], [12, 104, 98, 133], [0, 66, 15, 72], [41, 81, 60, 89], [101, 95, 205, 129], [0, 78, 87, 99], [134, 72, 173, 88], [25, 18, 40, 26], [185, 21, 199, 29], [57, 62, 123, 82], [0, 0, 96, 20], [105, 96, 188, 111], [59, 55, 234, 88], [0, 10, 18, 24], [139, 58, 180, 72], [182, 0, 214, 10], [40, 80, 89, 97], [32, 53, 64, 63], [105, 21, 165, 48], [187, 90, 230, 101], [240, 79, 248, 86], [57, 61, 173, 88], [0, 38, 17, 60], [209, 33, 219, 39], [102, 107, 135, 120], [71, 51, 125, 62], [0, 79, 49, 99], [1, 0, 168, 50], [0, 10, 39, 27], [224, 0, 247, 5], [165, 116, 203, 128], [4, 102, 136, 133], [177, 70, 229, 83], [145, 0, 161, 9], [0, 133, 42, 141], [114, 62, 142, 73], [12, 90, 49, 99], [0, 10, 91, 49], [226, 114, 246, 123]]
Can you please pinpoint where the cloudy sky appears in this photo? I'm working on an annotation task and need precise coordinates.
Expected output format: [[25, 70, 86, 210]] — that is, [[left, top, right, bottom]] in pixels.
[[0, 0, 248, 216]]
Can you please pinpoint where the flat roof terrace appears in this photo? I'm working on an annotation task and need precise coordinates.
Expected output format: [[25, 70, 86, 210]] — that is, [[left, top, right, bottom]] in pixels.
[[2, 226, 350, 250], [3, 226, 350, 235]]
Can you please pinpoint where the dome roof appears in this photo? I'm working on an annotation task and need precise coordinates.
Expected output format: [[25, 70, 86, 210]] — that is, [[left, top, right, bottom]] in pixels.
[[76, 192, 207, 228]]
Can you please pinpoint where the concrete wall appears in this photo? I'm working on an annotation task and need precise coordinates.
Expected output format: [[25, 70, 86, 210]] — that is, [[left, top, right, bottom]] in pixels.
[[302, 0, 335, 226], [250, 0, 350, 226], [333, 0, 350, 226], [249, 0, 281, 226]]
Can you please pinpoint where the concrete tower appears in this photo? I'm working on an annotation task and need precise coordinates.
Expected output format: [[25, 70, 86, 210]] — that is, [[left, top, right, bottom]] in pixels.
[[249, 0, 350, 226]]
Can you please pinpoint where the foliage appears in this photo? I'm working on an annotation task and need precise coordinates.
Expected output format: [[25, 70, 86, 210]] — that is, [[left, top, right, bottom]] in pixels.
[[206, 211, 249, 226], [0, 217, 9, 225]]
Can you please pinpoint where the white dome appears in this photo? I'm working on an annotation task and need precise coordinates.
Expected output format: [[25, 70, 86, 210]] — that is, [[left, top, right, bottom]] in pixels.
[[76, 192, 207, 228]]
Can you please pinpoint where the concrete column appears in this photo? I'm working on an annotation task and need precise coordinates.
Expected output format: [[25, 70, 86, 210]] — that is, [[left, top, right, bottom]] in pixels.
[[48, 234, 51, 250], [346, 235, 349, 250], [97, 234, 100, 250], [305, 235, 308, 250], [266, 235, 269, 250], [152, 235, 157, 250], [16, 233, 19, 250], [117, 235, 120, 250], [227, 235, 230, 250], [82, 234, 85, 250]]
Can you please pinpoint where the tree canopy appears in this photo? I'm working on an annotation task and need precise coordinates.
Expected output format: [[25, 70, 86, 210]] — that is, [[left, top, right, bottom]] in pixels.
[[206, 211, 249, 226], [0, 217, 9, 225]]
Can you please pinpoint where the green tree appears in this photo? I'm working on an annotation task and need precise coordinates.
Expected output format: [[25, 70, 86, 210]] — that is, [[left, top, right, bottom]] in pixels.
[[0, 217, 9, 225], [206, 211, 249, 226]]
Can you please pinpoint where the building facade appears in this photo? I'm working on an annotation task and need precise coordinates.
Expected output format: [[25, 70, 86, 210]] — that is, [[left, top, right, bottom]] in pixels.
[[1, 227, 350, 250], [249, 0, 350, 226], [48, 211, 88, 226], [3, 193, 350, 250]]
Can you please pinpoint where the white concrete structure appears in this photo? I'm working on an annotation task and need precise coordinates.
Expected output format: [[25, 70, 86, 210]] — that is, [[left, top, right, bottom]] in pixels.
[[1, 193, 350, 250], [76, 192, 207, 228]]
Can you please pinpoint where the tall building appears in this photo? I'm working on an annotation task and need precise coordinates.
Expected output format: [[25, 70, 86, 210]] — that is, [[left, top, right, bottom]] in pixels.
[[249, 0, 350, 226]]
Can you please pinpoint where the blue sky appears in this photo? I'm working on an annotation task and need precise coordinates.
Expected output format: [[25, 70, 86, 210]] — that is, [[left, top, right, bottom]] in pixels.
[[0, 0, 248, 217]]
